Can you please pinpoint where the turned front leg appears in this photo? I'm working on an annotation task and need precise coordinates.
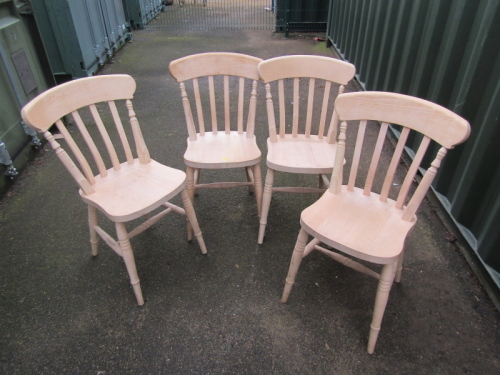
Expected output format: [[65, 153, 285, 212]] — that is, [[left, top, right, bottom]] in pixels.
[[115, 222, 144, 305], [281, 228, 309, 303], [367, 262, 395, 354]]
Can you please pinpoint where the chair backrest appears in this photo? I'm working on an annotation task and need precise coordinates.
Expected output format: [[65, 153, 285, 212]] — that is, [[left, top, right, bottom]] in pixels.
[[21, 75, 151, 195], [169, 52, 263, 141], [330, 91, 470, 221], [257, 55, 356, 143]]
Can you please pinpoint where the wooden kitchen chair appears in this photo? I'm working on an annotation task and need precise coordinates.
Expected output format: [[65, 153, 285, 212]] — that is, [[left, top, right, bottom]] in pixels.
[[21, 74, 207, 306], [169, 52, 263, 222], [281, 91, 470, 353], [257, 55, 356, 244]]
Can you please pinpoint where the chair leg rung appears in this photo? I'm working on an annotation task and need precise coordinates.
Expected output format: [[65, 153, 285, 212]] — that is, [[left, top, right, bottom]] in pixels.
[[315, 245, 380, 279]]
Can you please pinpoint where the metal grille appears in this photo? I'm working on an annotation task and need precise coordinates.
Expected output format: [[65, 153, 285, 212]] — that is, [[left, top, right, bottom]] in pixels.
[[146, 0, 276, 30]]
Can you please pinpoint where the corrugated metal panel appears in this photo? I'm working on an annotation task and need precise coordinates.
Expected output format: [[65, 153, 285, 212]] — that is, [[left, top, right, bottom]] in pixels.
[[0, 0, 52, 194], [31, 0, 130, 80], [327, 0, 500, 286]]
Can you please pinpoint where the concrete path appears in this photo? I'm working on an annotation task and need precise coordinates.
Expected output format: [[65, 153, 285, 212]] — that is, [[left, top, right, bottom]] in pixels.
[[1, 28, 499, 374]]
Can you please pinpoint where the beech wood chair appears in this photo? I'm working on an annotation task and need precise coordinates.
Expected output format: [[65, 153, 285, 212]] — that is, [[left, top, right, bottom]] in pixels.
[[169, 52, 263, 223], [257, 55, 356, 244], [21, 74, 207, 306], [281, 91, 470, 353]]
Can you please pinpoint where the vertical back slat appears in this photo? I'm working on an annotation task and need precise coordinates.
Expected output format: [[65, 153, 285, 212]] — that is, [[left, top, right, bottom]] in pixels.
[[71, 110, 107, 177], [224, 75, 230, 134], [395, 135, 431, 209], [237, 77, 244, 134], [208, 75, 218, 134], [108, 100, 133, 164], [193, 78, 205, 135], [89, 104, 120, 170], [180, 82, 197, 141], [292, 77, 300, 137], [380, 127, 410, 202], [265, 83, 278, 142], [55, 119, 96, 184], [278, 80, 286, 138], [126, 99, 151, 164], [318, 81, 332, 139], [44, 130, 95, 194], [305, 78, 315, 137], [347, 120, 367, 191], [363, 122, 389, 196]]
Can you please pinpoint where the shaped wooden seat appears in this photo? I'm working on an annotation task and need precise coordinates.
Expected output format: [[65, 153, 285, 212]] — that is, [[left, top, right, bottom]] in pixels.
[[257, 55, 356, 244], [281, 91, 470, 353], [169, 52, 263, 221], [21, 75, 207, 305]]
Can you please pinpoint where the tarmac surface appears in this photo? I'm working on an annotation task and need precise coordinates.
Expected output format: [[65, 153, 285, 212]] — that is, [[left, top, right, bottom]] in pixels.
[[1, 25, 499, 374]]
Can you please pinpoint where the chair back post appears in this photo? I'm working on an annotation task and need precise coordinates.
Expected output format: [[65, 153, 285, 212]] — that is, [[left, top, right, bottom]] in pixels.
[[126, 99, 151, 164], [179, 82, 198, 141], [265, 82, 278, 142], [329, 121, 347, 194], [246, 80, 258, 138]]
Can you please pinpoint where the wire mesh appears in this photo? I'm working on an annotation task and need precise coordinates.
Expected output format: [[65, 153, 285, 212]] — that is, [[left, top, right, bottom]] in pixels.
[[146, 0, 277, 31]]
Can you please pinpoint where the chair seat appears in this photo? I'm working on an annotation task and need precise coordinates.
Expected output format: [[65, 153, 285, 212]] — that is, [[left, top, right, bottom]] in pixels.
[[184, 131, 261, 169], [80, 159, 186, 222], [266, 134, 337, 174], [300, 186, 416, 264]]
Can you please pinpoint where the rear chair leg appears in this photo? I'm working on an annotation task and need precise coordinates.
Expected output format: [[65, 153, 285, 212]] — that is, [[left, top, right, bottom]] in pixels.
[[185, 166, 196, 240], [258, 168, 274, 244], [253, 164, 263, 217], [180, 189, 207, 254], [245, 166, 255, 194]]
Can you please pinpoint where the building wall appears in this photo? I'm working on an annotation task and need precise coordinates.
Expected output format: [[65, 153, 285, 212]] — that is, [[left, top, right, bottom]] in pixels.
[[327, 0, 500, 285]]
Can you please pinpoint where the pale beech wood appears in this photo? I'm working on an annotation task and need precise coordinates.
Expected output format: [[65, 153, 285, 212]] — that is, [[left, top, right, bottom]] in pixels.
[[108, 100, 134, 164], [224, 75, 230, 133], [282, 91, 470, 353], [334, 91, 470, 148], [379, 127, 410, 202], [318, 81, 332, 139], [258, 55, 356, 85], [193, 79, 205, 135], [89, 103, 121, 170], [364, 122, 389, 195], [169, 53, 263, 216], [257, 55, 356, 244], [395, 136, 431, 209], [265, 135, 338, 174], [21, 74, 208, 305], [71, 110, 108, 176], [169, 52, 262, 82], [88, 205, 99, 256]]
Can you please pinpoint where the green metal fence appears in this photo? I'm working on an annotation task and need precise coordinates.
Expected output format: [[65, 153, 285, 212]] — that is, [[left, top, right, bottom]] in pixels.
[[146, 0, 276, 30], [327, 0, 500, 289]]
